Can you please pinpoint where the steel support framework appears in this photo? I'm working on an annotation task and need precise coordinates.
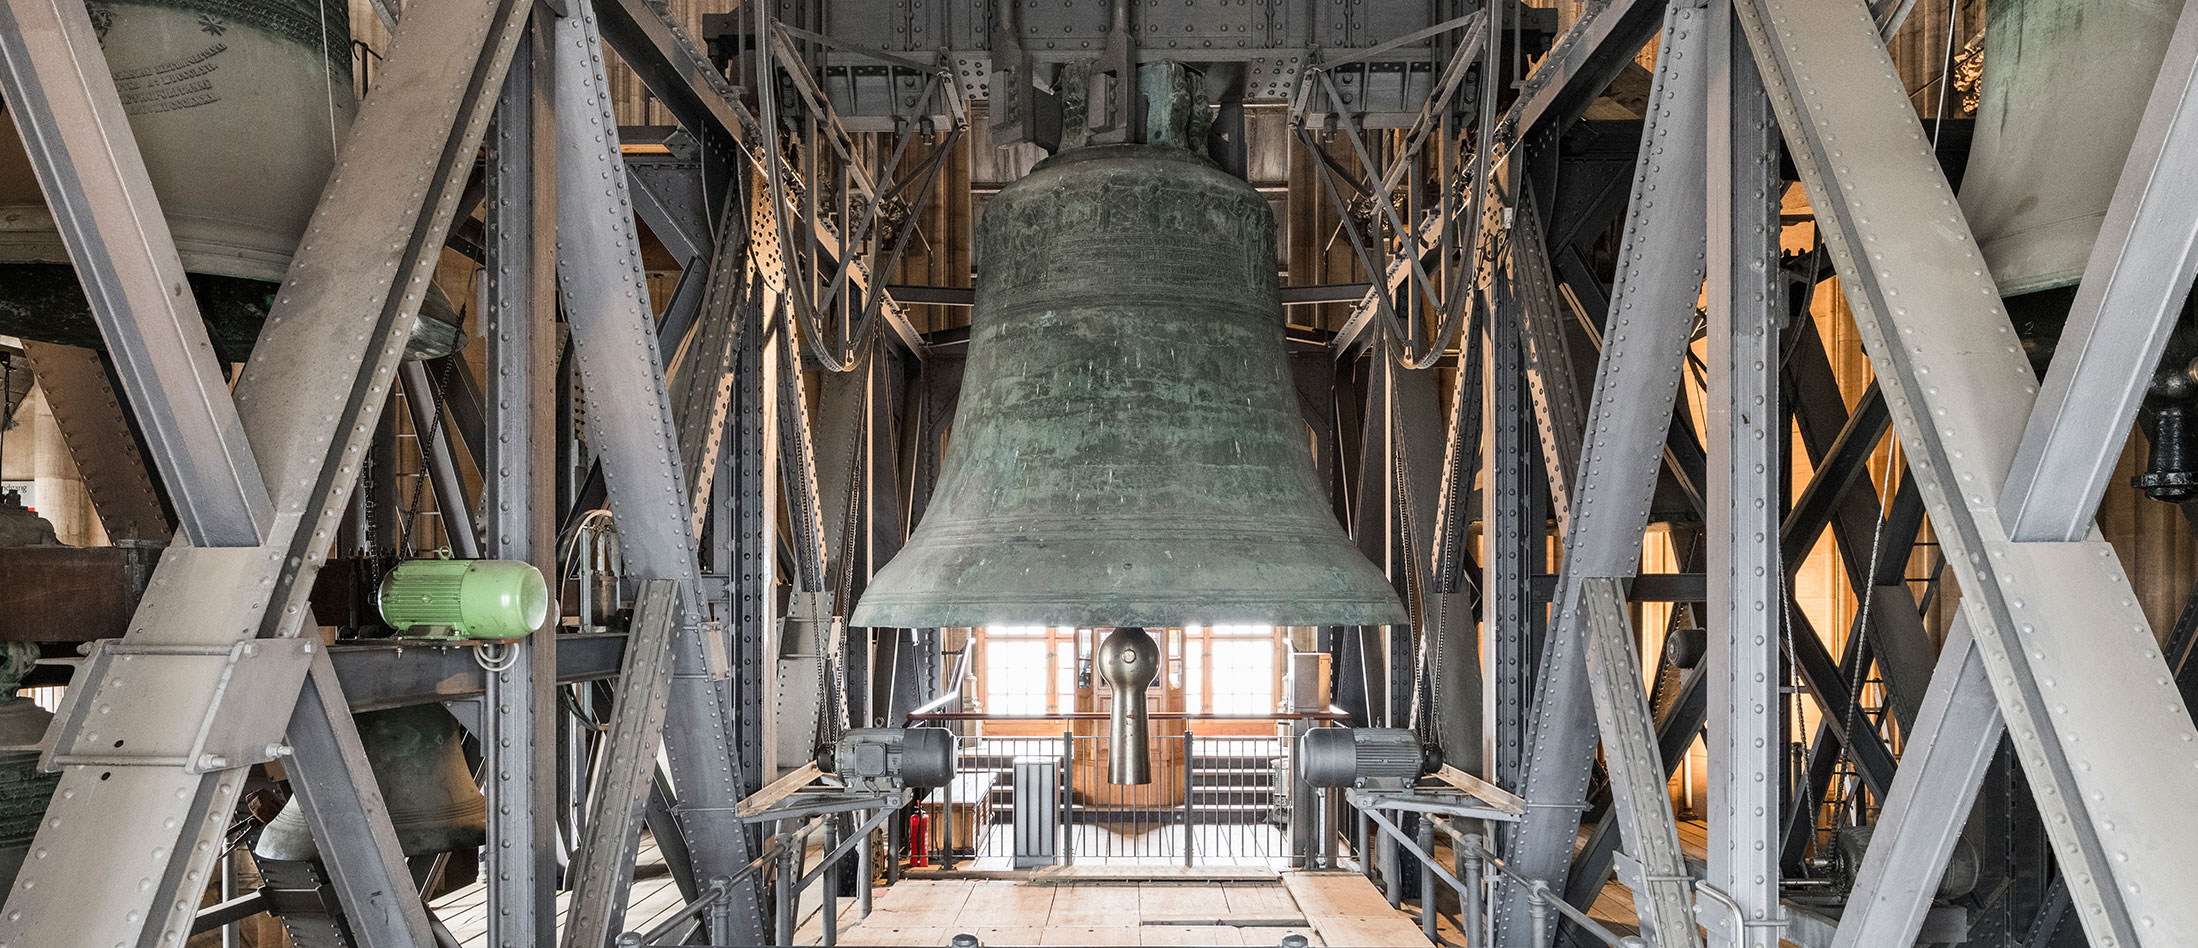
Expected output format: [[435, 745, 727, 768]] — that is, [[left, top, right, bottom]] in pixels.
[[481, 17, 561, 946], [0, 0, 529, 943], [1702, 4, 1783, 944], [1497, 4, 1711, 943], [1737, 2, 2198, 946], [551, 1, 765, 939]]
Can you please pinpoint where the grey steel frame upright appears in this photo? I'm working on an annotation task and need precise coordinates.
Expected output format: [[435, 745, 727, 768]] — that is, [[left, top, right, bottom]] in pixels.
[[1702, 3, 1784, 945], [551, 0, 766, 941], [482, 15, 563, 946]]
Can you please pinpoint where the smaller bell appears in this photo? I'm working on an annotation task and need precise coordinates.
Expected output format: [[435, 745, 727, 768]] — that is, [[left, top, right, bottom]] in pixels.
[[255, 704, 487, 861]]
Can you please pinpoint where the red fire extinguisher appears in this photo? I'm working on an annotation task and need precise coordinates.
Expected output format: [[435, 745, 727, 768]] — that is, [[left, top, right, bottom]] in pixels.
[[907, 807, 931, 868]]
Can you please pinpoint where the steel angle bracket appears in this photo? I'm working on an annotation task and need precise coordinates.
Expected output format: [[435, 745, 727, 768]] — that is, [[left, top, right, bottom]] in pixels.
[[44, 638, 317, 772], [737, 788, 906, 824], [1344, 788, 1523, 824]]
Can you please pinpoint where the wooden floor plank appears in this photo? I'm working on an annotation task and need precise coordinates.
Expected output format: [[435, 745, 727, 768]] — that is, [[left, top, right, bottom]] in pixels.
[[1137, 885, 1228, 918], [1045, 884, 1142, 927], [844, 926, 951, 945], [1305, 914, 1431, 947], [1039, 926, 1144, 945], [866, 880, 978, 927], [954, 883, 1058, 928], [1138, 926, 1246, 945], [1280, 873, 1392, 918], [1218, 885, 1297, 918]]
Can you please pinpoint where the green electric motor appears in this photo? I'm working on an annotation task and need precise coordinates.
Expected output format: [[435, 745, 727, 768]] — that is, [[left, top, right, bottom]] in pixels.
[[376, 558, 550, 640]]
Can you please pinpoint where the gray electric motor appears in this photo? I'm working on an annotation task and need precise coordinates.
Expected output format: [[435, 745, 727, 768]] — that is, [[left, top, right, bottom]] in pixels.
[[1298, 727, 1431, 789], [820, 727, 957, 792]]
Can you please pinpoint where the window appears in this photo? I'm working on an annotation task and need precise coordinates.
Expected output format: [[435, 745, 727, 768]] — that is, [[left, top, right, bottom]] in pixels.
[[974, 625, 1285, 729]]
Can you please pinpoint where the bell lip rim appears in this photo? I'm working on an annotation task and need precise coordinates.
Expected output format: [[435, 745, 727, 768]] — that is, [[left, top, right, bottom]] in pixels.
[[846, 599, 1410, 629]]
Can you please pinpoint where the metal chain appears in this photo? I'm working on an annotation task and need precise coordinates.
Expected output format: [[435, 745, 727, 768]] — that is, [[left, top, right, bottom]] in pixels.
[[1841, 438, 1900, 827], [398, 356, 458, 557]]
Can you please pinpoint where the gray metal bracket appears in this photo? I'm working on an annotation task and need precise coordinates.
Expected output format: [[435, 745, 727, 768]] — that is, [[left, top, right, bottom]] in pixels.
[[44, 638, 317, 773]]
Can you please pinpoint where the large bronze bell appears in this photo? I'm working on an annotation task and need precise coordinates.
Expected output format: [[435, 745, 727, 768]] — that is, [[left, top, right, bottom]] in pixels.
[[0, 0, 474, 361], [849, 137, 1404, 629], [254, 704, 487, 862], [1959, 0, 2186, 297]]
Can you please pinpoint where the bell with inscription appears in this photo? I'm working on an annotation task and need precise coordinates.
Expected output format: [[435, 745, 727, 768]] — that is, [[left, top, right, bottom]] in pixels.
[[849, 129, 1404, 631]]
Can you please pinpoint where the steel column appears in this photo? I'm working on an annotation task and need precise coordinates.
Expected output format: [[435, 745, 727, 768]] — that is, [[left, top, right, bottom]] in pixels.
[[1828, 620, 2001, 948], [1483, 276, 1534, 791], [1704, 4, 1783, 942], [560, 581, 682, 947], [399, 361, 480, 558], [482, 18, 560, 946], [1737, 1, 2198, 944], [283, 655, 438, 948], [18, 341, 171, 541], [1578, 580, 1704, 948]]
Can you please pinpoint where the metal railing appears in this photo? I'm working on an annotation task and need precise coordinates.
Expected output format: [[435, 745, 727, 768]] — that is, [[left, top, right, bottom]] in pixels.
[[905, 711, 1344, 869]]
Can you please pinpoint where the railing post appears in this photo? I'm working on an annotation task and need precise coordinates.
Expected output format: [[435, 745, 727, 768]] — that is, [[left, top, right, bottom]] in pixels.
[[942, 764, 957, 870], [823, 815, 840, 946], [1384, 812, 1403, 907], [1061, 728, 1075, 867], [706, 875, 735, 946], [858, 809, 874, 918], [887, 807, 903, 884], [1182, 729, 1196, 868], [1419, 819, 1438, 942], [1461, 834, 1484, 948], [1356, 806, 1371, 877], [775, 823, 799, 946], [1528, 885, 1553, 948]]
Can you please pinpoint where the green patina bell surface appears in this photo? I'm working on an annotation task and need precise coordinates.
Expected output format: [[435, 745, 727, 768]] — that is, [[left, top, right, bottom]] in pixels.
[[0, 644, 59, 893], [255, 704, 487, 861], [851, 141, 1405, 629]]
